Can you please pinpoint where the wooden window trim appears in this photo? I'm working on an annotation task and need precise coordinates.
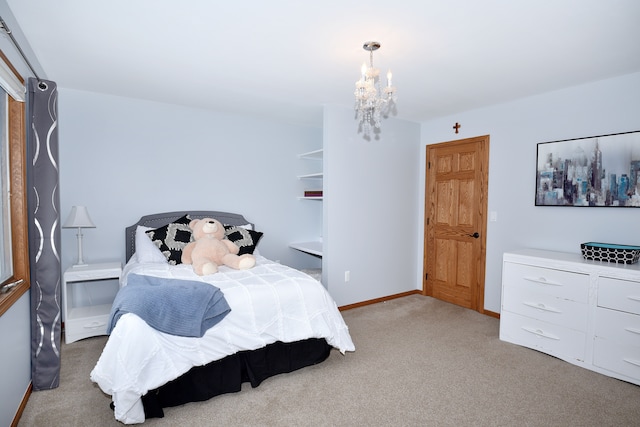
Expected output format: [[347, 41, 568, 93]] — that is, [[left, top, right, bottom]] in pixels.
[[0, 95, 30, 316]]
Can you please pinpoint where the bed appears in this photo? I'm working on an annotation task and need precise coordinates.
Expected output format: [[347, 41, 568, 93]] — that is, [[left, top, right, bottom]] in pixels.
[[90, 211, 355, 424]]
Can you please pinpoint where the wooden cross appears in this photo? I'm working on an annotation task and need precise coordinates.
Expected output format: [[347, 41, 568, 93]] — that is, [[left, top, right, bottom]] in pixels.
[[453, 122, 461, 134]]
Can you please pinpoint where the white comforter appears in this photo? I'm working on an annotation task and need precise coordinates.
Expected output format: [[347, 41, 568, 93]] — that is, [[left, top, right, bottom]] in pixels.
[[90, 255, 355, 424]]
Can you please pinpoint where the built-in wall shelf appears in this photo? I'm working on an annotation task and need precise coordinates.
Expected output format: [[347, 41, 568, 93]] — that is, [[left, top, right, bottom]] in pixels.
[[289, 240, 323, 257], [293, 148, 323, 259], [297, 172, 323, 179], [298, 149, 323, 160]]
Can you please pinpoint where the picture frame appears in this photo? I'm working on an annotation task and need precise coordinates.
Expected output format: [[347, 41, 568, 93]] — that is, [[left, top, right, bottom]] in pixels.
[[535, 130, 640, 207]]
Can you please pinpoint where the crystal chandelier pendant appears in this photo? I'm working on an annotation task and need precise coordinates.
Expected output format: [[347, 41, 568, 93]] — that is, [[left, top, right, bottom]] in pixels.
[[354, 41, 397, 137]]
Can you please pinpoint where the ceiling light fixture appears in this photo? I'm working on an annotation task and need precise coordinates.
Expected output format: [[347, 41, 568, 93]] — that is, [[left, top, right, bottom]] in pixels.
[[354, 41, 397, 136]]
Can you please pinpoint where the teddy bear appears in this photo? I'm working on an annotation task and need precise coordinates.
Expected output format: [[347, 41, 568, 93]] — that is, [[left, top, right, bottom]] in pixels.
[[181, 218, 256, 275]]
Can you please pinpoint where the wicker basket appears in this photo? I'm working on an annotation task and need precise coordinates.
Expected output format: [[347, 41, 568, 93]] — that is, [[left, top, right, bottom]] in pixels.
[[580, 242, 640, 264]]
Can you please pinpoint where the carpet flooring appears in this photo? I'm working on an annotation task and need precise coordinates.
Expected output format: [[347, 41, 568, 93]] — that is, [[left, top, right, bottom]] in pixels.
[[18, 294, 640, 426]]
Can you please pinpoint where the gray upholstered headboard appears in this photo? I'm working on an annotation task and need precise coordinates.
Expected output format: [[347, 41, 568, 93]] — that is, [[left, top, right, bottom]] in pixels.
[[125, 210, 254, 262]]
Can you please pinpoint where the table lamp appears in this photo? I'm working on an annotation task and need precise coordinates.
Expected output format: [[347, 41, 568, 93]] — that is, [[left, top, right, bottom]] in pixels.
[[63, 206, 95, 268]]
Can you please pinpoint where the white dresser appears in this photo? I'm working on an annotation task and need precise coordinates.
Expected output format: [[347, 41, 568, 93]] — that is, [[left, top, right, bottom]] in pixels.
[[500, 249, 640, 385]]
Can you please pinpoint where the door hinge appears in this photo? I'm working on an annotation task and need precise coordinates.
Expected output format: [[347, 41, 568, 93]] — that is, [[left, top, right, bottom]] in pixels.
[[425, 273, 428, 281], [428, 161, 431, 169]]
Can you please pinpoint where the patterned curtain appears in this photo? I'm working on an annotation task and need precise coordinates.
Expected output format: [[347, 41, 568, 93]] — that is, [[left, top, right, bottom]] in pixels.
[[27, 78, 61, 391]]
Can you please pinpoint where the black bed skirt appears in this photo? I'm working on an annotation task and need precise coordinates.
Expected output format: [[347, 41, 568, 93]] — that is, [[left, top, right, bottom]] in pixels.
[[140, 338, 332, 419]]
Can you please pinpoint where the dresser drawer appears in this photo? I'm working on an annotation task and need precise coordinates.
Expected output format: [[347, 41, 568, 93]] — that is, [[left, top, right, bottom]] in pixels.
[[594, 307, 640, 347], [502, 286, 588, 331], [503, 262, 589, 303], [593, 337, 640, 382], [598, 276, 640, 315], [499, 311, 586, 362]]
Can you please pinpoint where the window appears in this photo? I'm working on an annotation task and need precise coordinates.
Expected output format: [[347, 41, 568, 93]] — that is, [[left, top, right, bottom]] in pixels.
[[0, 93, 11, 282], [0, 50, 29, 317]]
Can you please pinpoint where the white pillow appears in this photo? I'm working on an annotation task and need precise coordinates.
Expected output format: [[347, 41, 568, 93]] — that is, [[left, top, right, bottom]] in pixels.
[[135, 225, 168, 264]]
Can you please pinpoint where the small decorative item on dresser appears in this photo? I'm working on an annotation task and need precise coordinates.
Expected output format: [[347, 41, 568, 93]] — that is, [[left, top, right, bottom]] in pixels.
[[580, 242, 640, 264]]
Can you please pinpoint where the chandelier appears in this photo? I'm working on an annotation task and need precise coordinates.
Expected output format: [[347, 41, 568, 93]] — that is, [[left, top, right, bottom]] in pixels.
[[354, 41, 397, 136]]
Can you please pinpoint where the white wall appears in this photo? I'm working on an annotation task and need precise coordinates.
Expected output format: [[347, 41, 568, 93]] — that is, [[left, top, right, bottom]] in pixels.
[[420, 72, 640, 313], [58, 90, 423, 310], [323, 105, 422, 306], [58, 89, 323, 273]]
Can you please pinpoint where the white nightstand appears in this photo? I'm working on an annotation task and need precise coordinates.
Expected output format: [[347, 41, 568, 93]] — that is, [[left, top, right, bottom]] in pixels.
[[62, 262, 122, 344]]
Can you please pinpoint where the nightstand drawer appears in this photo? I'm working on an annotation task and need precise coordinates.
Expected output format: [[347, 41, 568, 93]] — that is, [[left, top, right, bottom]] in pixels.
[[500, 311, 586, 362], [65, 312, 110, 343], [503, 262, 589, 303], [598, 276, 640, 315]]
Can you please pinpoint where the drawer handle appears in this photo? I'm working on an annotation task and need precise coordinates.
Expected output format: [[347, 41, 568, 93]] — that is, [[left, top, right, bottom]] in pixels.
[[84, 321, 106, 329], [623, 358, 640, 368], [522, 326, 560, 340], [624, 327, 640, 335], [523, 302, 561, 314], [524, 276, 562, 286]]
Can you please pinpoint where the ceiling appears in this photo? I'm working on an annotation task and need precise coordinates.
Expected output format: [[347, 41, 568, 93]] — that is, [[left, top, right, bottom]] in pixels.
[[6, 1, 640, 127]]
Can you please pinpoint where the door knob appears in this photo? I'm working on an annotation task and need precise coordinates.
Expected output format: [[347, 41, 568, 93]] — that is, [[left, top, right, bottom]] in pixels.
[[468, 232, 480, 239]]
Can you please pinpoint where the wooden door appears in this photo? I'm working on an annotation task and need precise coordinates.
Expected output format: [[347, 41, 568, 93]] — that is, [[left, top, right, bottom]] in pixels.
[[424, 135, 489, 312]]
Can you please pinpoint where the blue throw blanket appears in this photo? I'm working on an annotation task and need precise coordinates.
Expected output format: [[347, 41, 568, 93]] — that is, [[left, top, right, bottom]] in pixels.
[[107, 274, 231, 338]]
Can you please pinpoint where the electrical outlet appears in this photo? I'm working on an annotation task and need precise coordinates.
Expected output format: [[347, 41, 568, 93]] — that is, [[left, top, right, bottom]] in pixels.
[[344, 271, 350, 282]]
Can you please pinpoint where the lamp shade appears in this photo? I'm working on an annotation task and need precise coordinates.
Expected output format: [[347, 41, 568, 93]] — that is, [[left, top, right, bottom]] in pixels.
[[62, 206, 96, 228]]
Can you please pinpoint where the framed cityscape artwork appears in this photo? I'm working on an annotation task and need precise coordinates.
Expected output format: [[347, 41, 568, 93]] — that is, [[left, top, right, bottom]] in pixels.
[[535, 130, 640, 207]]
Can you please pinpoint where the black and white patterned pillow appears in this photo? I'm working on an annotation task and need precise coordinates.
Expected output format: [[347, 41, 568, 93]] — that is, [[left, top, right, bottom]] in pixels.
[[145, 214, 193, 264], [224, 225, 263, 255]]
